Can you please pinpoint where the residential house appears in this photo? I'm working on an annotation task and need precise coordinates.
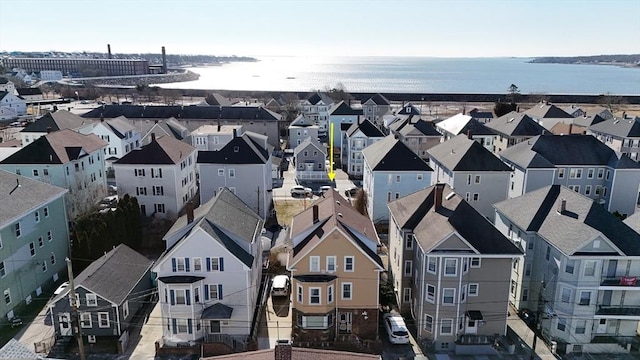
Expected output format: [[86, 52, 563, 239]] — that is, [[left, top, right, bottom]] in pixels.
[[499, 134, 640, 217], [550, 123, 587, 136], [300, 92, 333, 138], [344, 119, 385, 178], [89, 116, 141, 170], [394, 119, 442, 160], [387, 184, 522, 351], [623, 212, 640, 234], [114, 133, 197, 219], [494, 185, 640, 354], [0, 91, 26, 120], [0, 78, 16, 93], [427, 134, 512, 220], [563, 105, 587, 118], [287, 189, 384, 345], [153, 188, 264, 349], [485, 111, 546, 154], [198, 131, 273, 219], [82, 105, 282, 148], [563, 106, 613, 121], [435, 113, 495, 152], [132, 117, 189, 146], [49, 244, 153, 344], [0, 170, 69, 322], [523, 101, 574, 130], [191, 124, 244, 151], [588, 116, 640, 161], [293, 137, 327, 181], [397, 103, 422, 116], [361, 93, 391, 123], [288, 115, 318, 148], [328, 100, 362, 149], [362, 135, 432, 224], [15, 88, 44, 102], [200, 340, 379, 360], [468, 108, 494, 123], [20, 110, 94, 146], [202, 93, 232, 106], [572, 113, 606, 128], [0, 129, 108, 218]]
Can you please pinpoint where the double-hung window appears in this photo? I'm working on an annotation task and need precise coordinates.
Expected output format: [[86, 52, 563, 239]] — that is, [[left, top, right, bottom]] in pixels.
[[309, 288, 321, 304], [444, 259, 457, 276]]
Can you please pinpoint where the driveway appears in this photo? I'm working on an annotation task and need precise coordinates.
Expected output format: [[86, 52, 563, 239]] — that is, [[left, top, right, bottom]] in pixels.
[[256, 281, 292, 349]]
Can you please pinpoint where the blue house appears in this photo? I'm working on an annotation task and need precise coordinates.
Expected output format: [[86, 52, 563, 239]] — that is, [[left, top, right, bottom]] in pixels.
[[362, 135, 433, 224]]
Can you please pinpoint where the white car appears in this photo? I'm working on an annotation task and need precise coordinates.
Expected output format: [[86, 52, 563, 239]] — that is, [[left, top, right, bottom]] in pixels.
[[290, 185, 312, 196], [271, 275, 290, 297], [383, 313, 410, 344], [53, 282, 69, 296]]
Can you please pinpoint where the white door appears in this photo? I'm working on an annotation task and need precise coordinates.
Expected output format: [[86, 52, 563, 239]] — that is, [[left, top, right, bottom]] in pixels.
[[58, 313, 72, 336], [465, 318, 477, 334], [339, 312, 352, 333], [305, 163, 314, 171], [596, 318, 607, 333]]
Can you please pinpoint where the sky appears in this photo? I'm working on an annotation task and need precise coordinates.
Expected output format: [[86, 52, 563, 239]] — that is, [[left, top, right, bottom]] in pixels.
[[0, 0, 639, 58]]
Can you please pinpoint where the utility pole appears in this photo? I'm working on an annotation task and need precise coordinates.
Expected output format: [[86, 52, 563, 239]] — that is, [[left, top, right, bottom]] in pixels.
[[66, 258, 86, 360], [530, 281, 544, 360]]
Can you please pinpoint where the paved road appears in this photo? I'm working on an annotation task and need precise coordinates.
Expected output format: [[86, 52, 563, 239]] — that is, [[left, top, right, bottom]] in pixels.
[[273, 156, 356, 201], [256, 287, 292, 349]]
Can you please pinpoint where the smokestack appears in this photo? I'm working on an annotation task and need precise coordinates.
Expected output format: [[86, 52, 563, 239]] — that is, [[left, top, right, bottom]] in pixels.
[[557, 198, 566, 214], [161, 46, 167, 74], [434, 184, 444, 210], [186, 201, 194, 224], [312, 204, 319, 224], [151, 132, 156, 142], [107, 44, 112, 59], [274, 340, 292, 360]]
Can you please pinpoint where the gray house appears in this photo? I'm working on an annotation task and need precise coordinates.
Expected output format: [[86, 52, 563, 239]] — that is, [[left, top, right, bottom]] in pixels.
[[361, 93, 391, 123], [387, 184, 522, 352], [293, 137, 327, 181], [485, 111, 546, 155], [523, 101, 574, 130], [49, 244, 153, 346], [500, 134, 640, 217], [288, 114, 319, 148], [588, 116, 640, 162]]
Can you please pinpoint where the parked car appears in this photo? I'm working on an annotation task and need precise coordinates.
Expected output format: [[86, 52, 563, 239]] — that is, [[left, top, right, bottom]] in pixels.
[[53, 282, 69, 296], [344, 187, 359, 198], [317, 185, 333, 195], [383, 313, 410, 344], [271, 275, 290, 297], [290, 185, 312, 197], [99, 195, 118, 209], [518, 308, 536, 329]]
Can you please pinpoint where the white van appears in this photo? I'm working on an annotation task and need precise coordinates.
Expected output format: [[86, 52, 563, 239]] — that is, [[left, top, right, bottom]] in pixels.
[[271, 275, 290, 297]]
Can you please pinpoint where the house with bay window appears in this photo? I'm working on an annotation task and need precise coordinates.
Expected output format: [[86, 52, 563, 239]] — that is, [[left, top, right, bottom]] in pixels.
[[387, 184, 522, 352], [344, 119, 385, 178], [287, 189, 384, 346], [494, 185, 640, 355], [49, 244, 153, 345], [152, 188, 264, 349]]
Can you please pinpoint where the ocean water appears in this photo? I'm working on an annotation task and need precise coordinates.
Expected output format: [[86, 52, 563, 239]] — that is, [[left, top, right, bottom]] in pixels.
[[155, 56, 640, 95]]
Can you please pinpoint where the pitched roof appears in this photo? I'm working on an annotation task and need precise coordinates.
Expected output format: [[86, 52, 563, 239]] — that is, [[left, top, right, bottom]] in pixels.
[[623, 212, 640, 234], [1, 129, 107, 165], [22, 110, 89, 133], [15, 87, 42, 96], [115, 134, 195, 165], [103, 116, 137, 138], [329, 101, 362, 116], [0, 78, 9, 84], [437, 113, 494, 136], [202, 303, 233, 319], [468, 108, 494, 119], [72, 244, 152, 305], [197, 133, 269, 165], [290, 189, 382, 267], [428, 134, 512, 172], [0, 170, 67, 226], [486, 111, 546, 137], [400, 119, 441, 137], [346, 119, 385, 137], [132, 117, 188, 141], [363, 135, 432, 171], [202, 346, 379, 360], [494, 185, 640, 256], [388, 184, 521, 255], [0, 91, 13, 101], [549, 122, 587, 135], [361, 93, 390, 106], [164, 188, 263, 267], [294, 137, 326, 156], [82, 105, 281, 121], [524, 102, 573, 119], [204, 92, 232, 106], [573, 114, 606, 127], [397, 104, 421, 115], [589, 116, 640, 138], [289, 114, 316, 127], [499, 134, 640, 169], [306, 92, 333, 105]]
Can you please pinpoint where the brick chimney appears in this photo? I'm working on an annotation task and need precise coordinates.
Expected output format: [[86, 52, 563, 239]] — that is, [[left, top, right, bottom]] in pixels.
[[312, 204, 319, 224], [151, 132, 156, 142], [186, 201, 194, 224], [557, 198, 566, 214], [434, 183, 444, 210], [466, 130, 472, 139], [274, 340, 292, 360]]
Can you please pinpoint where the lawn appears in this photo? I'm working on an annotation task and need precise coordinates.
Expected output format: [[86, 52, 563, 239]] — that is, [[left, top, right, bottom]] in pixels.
[[274, 199, 308, 227]]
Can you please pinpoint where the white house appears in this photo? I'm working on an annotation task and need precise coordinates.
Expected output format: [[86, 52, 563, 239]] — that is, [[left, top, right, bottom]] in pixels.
[[197, 131, 273, 219], [153, 188, 264, 349], [428, 134, 512, 220], [0, 129, 108, 219], [288, 115, 318, 148], [0, 78, 16, 93], [0, 91, 26, 119], [344, 119, 385, 178], [328, 101, 362, 149], [114, 133, 197, 219], [190, 124, 244, 151], [436, 113, 496, 152], [89, 116, 141, 170], [300, 92, 333, 138]]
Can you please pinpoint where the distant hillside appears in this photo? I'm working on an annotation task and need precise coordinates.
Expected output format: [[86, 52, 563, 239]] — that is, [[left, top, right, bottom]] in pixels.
[[530, 54, 640, 67]]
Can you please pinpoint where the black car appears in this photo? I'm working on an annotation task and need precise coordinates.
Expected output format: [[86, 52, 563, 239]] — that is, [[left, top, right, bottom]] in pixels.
[[344, 187, 359, 198], [518, 309, 536, 329]]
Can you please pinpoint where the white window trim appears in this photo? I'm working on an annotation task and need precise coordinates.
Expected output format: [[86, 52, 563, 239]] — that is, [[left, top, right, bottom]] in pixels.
[[344, 256, 354, 272], [297, 285, 303, 303], [468, 283, 479, 297], [98, 312, 110, 328], [80, 312, 92, 328], [440, 318, 454, 335], [341, 282, 353, 300], [310, 256, 320, 272], [326, 256, 337, 273], [444, 258, 458, 276], [86, 293, 97, 306], [442, 288, 455, 305], [470, 257, 481, 268], [427, 257, 437, 274], [309, 287, 321, 305], [426, 284, 435, 303]]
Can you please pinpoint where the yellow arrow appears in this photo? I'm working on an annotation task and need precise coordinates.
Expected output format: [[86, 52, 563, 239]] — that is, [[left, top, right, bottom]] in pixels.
[[328, 122, 335, 181]]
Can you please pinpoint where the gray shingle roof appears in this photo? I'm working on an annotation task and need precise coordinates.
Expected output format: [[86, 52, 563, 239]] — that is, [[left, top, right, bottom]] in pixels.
[[624, 212, 640, 234], [329, 101, 362, 116], [0, 339, 39, 360], [73, 244, 153, 305], [524, 102, 573, 119], [104, 116, 137, 138], [82, 105, 281, 121], [589, 116, 640, 138], [0, 170, 67, 226], [486, 111, 546, 137], [346, 119, 384, 137], [21, 110, 90, 133], [293, 137, 325, 156], [115, 134, 195, 165], [499, 134, 640, 169], [202, 303, 233, 319], [362, 135, 432, 172], [361, 93, 390, 106], [400, 119, 441, 137], [494, 185, 640, 256], [197, 133, 269, 165], [428, 134, 512, 172], [388, 184, 521, 255]]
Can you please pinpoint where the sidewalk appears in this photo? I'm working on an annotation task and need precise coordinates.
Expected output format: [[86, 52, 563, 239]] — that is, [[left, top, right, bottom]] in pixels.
[[506, 307, 557, 360]]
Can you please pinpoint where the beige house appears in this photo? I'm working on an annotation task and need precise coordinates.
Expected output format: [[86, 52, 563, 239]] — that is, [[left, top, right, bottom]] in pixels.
[[287, 189, 384, 346]]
